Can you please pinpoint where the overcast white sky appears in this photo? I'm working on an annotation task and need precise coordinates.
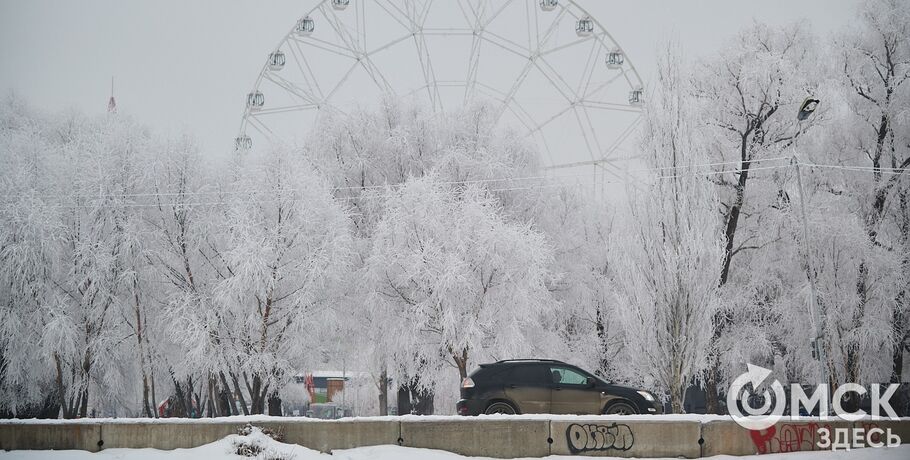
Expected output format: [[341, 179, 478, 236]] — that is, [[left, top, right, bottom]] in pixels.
[[0, 0, 860, 162]]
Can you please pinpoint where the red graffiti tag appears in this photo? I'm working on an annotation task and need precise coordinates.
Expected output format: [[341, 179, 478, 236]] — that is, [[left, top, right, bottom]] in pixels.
[[749, 423, 833, 454]]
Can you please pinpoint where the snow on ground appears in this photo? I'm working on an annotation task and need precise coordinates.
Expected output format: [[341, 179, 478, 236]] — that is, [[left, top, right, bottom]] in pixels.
[[0, 426, 907, 460], [4, 414, 909, 425]]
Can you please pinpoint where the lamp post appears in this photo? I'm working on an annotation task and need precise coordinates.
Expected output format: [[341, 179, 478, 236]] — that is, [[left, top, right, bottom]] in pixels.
[[792, 97, 830, 413]]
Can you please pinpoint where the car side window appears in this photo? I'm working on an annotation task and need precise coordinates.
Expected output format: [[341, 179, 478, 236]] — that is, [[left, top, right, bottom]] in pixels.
[[549, 367, 589, 385], [508, 365, 548, 384]]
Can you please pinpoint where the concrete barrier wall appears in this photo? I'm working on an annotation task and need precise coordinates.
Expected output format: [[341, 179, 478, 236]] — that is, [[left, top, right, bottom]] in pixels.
[[700, 420, 854, 456], [100, 422, 239, 450], [550, 419, 701, 458], [0, 423, 101, 452], [2, 418, 909, 457], [258, 420, 399, 453], [399, 419, 549, 458]]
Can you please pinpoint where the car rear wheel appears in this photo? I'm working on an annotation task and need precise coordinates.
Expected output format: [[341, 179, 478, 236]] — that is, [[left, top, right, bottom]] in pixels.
[[603, 401, 637, 415], [484, 401, 517, 415]]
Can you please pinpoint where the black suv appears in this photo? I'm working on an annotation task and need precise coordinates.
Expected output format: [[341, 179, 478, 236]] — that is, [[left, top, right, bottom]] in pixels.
[[456, 359, 662, 415]]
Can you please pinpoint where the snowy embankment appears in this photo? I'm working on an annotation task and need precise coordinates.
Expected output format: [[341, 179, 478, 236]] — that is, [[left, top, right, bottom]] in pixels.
[[0, 426, 907, 460], [1, 413, 908, 424]]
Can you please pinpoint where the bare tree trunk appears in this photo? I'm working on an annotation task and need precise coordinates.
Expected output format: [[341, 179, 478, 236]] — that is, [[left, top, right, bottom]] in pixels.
[[267, 391, 282, 416], [453, 348, 469, 380], [230, 371, 250, 415], [220, 371, 239, 416], [150, 371, 158, 418], [670, 385, 684, 414], [378, 369, 388, 416], [53, 354, 72, 419]]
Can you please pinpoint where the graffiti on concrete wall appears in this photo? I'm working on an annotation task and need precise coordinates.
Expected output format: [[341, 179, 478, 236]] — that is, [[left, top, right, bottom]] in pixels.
[[749, 423, 833, 454], [566, 423, 634, 454]]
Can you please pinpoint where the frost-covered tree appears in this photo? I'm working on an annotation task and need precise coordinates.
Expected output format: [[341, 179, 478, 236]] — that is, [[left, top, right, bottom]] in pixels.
[[832, 0, 910, 383], [363, 176, 555, 408], [612, 46, 726, 412], [693, 22, 822, 411], [168, 147, 352, 415], [143, 137, 224, 417], [0, 97, 61, 416], [306, 99, 543, 413]]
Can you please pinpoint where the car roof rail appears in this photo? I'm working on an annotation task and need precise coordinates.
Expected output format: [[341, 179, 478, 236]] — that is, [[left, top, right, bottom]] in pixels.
[[493, 359, 566, 364]]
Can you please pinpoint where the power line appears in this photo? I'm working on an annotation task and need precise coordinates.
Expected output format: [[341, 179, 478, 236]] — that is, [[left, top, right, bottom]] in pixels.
[[0, 156, 793, 202], [0, 161, 904, 210]]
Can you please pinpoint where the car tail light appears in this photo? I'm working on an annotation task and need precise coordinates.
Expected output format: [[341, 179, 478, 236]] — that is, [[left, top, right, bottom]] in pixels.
[[461, 377, 475, 389]]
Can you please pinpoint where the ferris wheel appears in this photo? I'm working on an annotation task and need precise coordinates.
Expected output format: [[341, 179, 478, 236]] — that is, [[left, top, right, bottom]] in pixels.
[[236, 0, 644, 177]]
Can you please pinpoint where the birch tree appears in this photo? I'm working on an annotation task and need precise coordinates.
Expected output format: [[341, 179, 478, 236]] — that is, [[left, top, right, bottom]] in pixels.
[[612, 46, 726, 412]]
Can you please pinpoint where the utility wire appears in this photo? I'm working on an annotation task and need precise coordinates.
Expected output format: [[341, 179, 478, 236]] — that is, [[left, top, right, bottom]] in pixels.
[[0, 156, 793, 202], [0, 161, 905, 210]]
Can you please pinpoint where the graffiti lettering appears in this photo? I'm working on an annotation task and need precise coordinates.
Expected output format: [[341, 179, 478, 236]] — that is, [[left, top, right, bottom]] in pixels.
[[566, 423, 634, 454], [749, 423, 833, 454]]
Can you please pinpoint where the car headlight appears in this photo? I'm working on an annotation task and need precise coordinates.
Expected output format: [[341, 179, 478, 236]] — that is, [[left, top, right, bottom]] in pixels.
[[637, 390, 655, 402]]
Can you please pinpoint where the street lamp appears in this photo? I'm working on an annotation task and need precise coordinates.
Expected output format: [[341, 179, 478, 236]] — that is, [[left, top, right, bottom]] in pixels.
[[792, 96, 830, 413]]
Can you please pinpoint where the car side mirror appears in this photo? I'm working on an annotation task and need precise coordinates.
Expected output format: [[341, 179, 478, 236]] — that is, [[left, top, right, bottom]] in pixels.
[[586, 376, 596, 388]]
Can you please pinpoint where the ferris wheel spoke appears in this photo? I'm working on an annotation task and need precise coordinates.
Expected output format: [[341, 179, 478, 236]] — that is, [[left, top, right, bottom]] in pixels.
[[523, 0, 533, 52], [356, 0, 366, 51], [579, 105, 605, 155], [288, 40, 325, 101], [320, 4, 362, 56], [479, 0, 515, 30], [325, 61, 363, 102], [537, 7, 568, 49], [533, 57, 578, 104], [412, 33, 442, 111], [366, 33, 413, 57], [572, 105, 602, 162], [290, 36, 357, 60], [472, 80, 538, 133], [463, 33, 483, 104], [582, 70, 627, 100], [525, 104, 573, 137], [496, 59, 535, 123], [264, 73, 319, 105], [250, 104, 319, 116], [578, 37, 602, 98], [454, 0, 478, 28], [579, 101, 642, 113], [600, 114, 642, 160], [374, 0, 415, 31], [417, 0, 435, 27], [480, 30, 530, 58], [358, 53, 396, 94], [246, 115, 283, 141]]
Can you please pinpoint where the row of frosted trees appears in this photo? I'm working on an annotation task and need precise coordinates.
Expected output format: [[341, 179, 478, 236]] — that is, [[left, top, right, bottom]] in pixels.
[[1, 0, 908, 418]]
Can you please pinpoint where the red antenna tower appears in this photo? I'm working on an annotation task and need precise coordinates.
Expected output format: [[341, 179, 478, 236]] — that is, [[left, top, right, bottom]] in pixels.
[[107, 77, 117, 113]]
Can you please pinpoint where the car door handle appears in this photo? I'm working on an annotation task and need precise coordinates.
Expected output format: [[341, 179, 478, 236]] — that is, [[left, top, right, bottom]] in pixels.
[[554, 387, 562, 391], [509, 384, 517, 389]]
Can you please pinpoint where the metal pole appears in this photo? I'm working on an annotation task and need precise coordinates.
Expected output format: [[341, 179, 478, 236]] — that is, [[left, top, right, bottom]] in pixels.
[[792, 155, 831, 413]]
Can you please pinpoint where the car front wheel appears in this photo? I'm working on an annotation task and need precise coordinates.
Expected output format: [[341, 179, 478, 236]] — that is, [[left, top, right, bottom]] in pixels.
[[603, 401, 637, 415], [484, 401, 517, 415]]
